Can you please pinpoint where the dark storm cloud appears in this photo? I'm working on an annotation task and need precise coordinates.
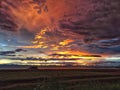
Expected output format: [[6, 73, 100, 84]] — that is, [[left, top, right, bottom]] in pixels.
[[0, 0, 120, 56], [71, 37, 120, 55], [0, 51, 15, 55], [0, 48, 27, 56], [0, 1, 18, 31], [57, 0, 120, 55], [15, 49, 27, 52], [49, 53, 79, 57], [59, 0, 120, 41], [49, 53, 101, 57]]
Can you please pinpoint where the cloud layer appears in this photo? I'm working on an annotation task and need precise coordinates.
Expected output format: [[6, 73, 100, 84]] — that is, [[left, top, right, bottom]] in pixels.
[[0, 0, 120, 66]]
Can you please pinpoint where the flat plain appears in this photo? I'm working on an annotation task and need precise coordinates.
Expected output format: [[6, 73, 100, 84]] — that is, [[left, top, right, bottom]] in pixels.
[[0, 67, 120, 90]]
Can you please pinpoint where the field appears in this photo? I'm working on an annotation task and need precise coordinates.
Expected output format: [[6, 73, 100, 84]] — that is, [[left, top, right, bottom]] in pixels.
[[0, 68, 120, 90]]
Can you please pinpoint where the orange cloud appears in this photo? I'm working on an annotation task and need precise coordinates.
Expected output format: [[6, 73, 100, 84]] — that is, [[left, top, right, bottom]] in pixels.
[[1, 0, 75, 32], [59, 39, 73, 46]]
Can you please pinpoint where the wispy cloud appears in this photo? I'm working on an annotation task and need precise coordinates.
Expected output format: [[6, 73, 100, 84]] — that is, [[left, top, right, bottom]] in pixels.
[[0, 49, 27, 56]]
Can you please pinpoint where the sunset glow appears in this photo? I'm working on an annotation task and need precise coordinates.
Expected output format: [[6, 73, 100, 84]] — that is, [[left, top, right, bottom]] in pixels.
[[0, 0, 120, 67]]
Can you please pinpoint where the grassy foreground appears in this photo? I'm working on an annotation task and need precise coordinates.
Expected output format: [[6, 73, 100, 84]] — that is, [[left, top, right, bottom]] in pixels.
[[0, 68, 120, 90]]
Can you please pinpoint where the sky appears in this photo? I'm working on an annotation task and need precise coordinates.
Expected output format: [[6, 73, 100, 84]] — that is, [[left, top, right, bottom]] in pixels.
[[0, 0, 120, 67]]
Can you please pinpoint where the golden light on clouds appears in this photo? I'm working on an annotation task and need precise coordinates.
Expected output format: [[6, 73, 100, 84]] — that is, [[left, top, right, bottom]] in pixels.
[[1, 0, 74, 32], [0, 0, 119, 67], [18, 27, 74, 51], [57, 51, 90, 56], [59, 39, 73, 46]]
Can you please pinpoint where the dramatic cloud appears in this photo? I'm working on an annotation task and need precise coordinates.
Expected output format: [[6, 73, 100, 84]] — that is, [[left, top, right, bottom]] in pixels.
[[0, 0, 120, 66], [49, 53, 101, 58], [59, 0, 120, 41], [0, 48, 27, 56], [15, 48, 27, 52], [0, 51, 15, 56]]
